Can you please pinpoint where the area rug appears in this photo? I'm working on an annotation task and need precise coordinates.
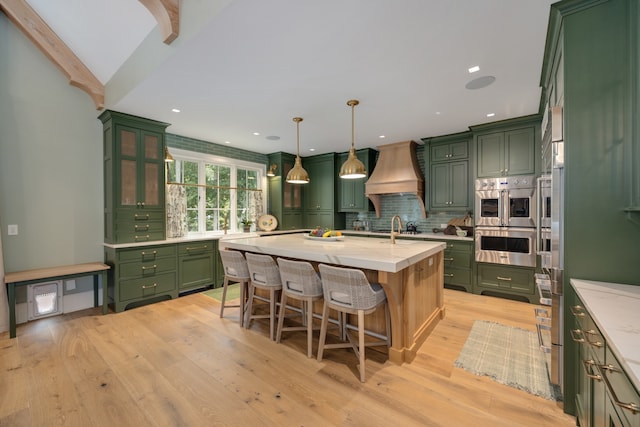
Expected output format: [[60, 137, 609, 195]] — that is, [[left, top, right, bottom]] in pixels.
[[202, 284, 240, 302], [454, 320, 562, 401]]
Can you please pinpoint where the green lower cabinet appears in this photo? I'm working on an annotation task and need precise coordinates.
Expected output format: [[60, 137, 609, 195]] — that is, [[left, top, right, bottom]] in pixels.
[[442, 240, 474, 292], [282, 210, 304, 230], [177, 241, 215, 292], [105, 243, 179, 312], [475, 263, 535, 303]]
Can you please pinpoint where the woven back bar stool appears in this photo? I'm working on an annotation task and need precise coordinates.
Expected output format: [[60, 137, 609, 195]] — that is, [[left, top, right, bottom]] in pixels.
[[275, 258, 324, 358], [245, 252, 282, 341], [218, 250, 250, 327], [317, 263, 391, 382]]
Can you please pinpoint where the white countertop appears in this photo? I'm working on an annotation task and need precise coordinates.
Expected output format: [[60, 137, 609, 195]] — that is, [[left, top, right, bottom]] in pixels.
[[219, 233, 446, 273], [343, 230, 473, 242], [103, 232, 260, 249], [571, 278, 640, 390]]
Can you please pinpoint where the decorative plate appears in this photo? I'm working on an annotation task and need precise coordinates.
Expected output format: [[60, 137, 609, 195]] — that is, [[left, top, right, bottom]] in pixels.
[[304, 235, 345, 242], [257, 214, 278, 231]]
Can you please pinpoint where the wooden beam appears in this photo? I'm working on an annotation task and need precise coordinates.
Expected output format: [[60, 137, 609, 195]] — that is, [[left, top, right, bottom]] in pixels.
[[0, 0, 104, 110], [139, 0, 180, 44]]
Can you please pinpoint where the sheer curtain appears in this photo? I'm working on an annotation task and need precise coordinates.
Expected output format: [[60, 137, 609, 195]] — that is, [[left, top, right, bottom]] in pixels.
[[166, 183, 187, 238], [0, 229, 8, 333], [249, 190, 264, 225]]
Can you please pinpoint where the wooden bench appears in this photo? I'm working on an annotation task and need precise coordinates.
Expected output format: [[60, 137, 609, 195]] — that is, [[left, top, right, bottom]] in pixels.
[[5, 262, 110, 338]]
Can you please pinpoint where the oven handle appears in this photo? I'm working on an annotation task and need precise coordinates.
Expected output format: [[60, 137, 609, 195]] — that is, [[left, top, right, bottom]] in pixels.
[[536, 178, 542, 253], [501, 190, 508, 227]]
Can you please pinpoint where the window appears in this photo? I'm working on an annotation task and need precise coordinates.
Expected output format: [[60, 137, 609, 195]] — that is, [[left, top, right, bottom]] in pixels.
[[167, 148, 266, 233]]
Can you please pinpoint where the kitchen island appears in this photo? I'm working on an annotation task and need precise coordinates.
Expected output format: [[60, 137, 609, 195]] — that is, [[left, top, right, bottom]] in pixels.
[[219, 233, 446, 364]]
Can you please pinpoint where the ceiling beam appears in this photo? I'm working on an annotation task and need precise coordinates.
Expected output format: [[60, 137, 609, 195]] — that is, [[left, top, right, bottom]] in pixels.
[[0, 0, 104, 109], [139, 0, 180, 44]]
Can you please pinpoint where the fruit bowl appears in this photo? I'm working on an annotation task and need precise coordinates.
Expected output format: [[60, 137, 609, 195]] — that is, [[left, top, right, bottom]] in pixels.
[[304, 235, 345, 241]]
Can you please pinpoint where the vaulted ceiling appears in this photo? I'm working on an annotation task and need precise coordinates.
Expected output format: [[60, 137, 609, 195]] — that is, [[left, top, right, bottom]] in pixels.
[[2, 0, 555, 155]]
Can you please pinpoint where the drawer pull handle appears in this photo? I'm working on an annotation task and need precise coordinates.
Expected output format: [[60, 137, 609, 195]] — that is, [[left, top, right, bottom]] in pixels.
[[140, 251, 157, 256], [444, 273, 454, 277], [134, 214, 150, 220], [186, 245, 208, 251], [570, 305, 585, 317], [141, 265, 157, 271], [135, 224, 150, 231], [582, 359, 602, 381], [141, 283, 157, 290], [496, 276, 512, 281], [569, 328, 585, 343], [584, 330, 603, 348], [598, 363, 640, 415], [444, 257, 454, 261], [135, 234, 151, 241]]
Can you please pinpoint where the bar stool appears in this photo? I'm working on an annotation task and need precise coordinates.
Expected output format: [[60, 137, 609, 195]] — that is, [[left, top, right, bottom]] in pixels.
[[317, 263, 391, 383], [245, 252, 282, 341], [218, 250, 250, 327], [275, 258, 324, 358]]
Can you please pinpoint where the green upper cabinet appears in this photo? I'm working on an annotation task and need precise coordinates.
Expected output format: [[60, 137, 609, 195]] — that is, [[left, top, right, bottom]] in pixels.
[[99, 110, 170, 244], [337, 148, 377, 212], [423, 132, 472, 211], [267, 152, 303, 230], [304, 154, 335, 211], [472, 116, 540, 178]]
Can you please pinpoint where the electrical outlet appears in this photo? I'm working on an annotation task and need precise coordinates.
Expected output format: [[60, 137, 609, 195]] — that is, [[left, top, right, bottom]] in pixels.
[[440, 223, 448, 229], [65, 279, 76, 291], [8, 224, 18, 235], [428, 257, 433, 266]]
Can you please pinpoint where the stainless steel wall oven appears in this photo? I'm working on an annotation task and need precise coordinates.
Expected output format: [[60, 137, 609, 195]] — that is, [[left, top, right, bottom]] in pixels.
[[475, 227, 537, 267], [475, 175, 537, 228]]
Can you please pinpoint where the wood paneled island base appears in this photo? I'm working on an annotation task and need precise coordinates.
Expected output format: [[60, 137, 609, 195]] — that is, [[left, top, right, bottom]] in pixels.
[[219, 233, 446, 364]]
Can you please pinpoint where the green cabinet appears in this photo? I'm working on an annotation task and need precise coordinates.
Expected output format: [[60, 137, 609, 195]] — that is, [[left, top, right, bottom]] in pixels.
[[337, 148, 377, 212], [442, 240, 474, 292], [472, 117, 539, 178], [99, 110, 170, 244], [475, 263, 535, 303], [104, 244, 178, 312], [302, 153, 345, 229], [423, 133, 472, 211], [177, 241, 215, 292], [267, 152, 303, 230]]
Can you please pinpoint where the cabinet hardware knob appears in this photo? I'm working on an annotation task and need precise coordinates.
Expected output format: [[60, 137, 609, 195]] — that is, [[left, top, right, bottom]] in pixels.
[[569, 328, 585, 343], [570, 305, 586, 317]]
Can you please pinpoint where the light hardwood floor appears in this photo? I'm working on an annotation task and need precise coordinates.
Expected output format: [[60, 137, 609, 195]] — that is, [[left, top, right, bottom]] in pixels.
[[0, 289, 576, 426]]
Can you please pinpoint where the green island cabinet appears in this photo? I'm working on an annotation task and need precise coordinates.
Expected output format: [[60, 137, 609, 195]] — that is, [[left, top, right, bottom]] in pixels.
[[267, 152, 303, 230], [569, 289, 639, 427], [99, 110, 170, 244], [471, 115, 540, 178], [337, 148, 377, 212], [177, 241, 215, 292], [302, 153, 345, 230], [475, 263, 536, 304], [422, 132, 472, 211]]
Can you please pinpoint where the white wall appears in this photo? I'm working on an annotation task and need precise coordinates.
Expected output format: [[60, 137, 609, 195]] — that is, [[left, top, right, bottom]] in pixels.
[[0, 14, 103, 272]]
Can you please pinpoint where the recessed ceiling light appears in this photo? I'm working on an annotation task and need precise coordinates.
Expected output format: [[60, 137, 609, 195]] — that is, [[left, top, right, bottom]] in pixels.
[[379, 135, 386, 139], [225, 141, 231, 144], [435, 111, 441, 115], [253, 132, 260, 136], [468, 66, 480, 73], [486, 113, 496, 117], [266, 135, 280, 141], [171, 108, 181, 113], [309, 148, 316, 152]]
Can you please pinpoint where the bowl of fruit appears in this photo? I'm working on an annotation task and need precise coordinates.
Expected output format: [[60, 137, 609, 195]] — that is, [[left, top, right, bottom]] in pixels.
[[305, 227, 344, 241]]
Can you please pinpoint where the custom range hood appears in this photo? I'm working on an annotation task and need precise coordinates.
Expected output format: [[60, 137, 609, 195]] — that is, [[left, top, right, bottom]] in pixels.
[[365, 140, 426, 218]]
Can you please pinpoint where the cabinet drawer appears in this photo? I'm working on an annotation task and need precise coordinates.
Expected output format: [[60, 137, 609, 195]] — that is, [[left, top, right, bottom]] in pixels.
[[116, 210, 166, 222], [119, 272, 177, 302], [178, 241, 214, 256], [477, 264, 534, 293], [602, 348, 640, 427], [443, 252, 471, 269], [119, 258, 177, 279], [118, 245, 177, 262], [444, 267, 472, 287], [115, 229, 166, 243], [445, 242, 473, 254]]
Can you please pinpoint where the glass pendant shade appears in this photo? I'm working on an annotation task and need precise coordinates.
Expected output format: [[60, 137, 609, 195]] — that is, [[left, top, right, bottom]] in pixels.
[[339, 99, 367, 179], [286, 117, 310, 184]]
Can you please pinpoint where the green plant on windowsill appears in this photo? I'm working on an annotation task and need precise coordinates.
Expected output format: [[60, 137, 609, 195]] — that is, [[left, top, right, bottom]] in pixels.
[[240, 217, 253, 232]]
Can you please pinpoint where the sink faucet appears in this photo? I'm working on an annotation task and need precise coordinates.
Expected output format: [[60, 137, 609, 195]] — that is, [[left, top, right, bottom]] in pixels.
[[391, 215, 402, 244]]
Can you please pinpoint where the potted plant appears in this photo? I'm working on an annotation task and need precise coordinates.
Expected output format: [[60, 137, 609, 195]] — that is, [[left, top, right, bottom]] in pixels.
[[240, 217, 253, 233]]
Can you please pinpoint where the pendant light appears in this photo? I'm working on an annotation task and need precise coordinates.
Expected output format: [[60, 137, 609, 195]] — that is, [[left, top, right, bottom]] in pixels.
[[339, 99, 367, 179], [286, 117, 310, 184]]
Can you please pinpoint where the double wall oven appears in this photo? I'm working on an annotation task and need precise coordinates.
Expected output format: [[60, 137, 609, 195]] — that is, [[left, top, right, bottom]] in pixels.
[[474, 175, 538, 268]]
